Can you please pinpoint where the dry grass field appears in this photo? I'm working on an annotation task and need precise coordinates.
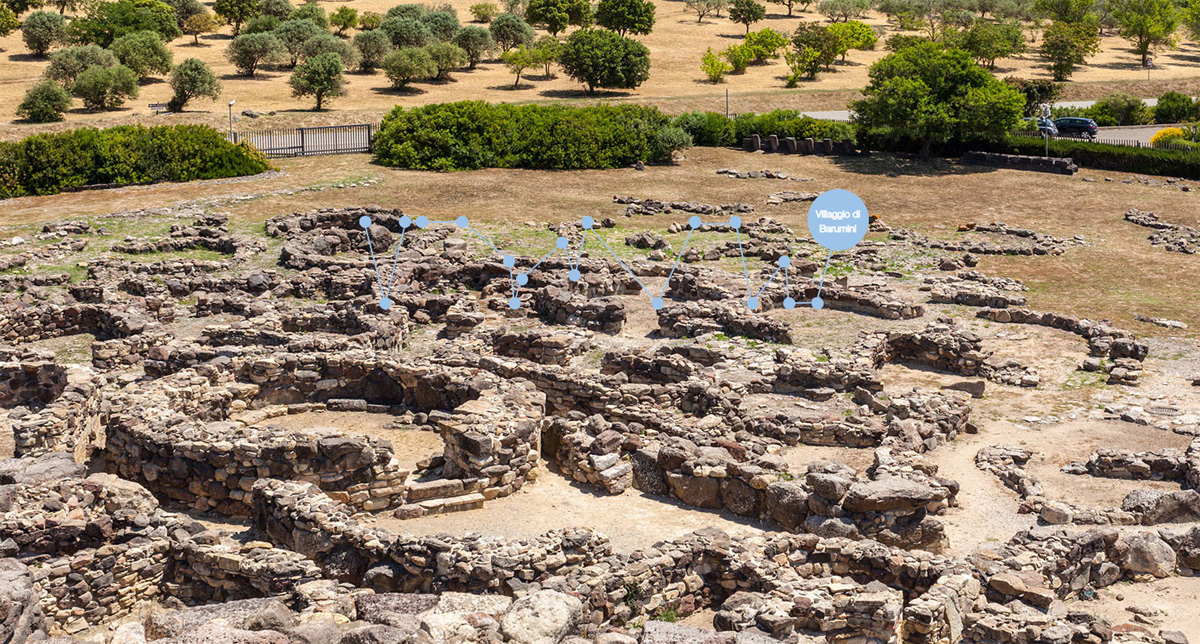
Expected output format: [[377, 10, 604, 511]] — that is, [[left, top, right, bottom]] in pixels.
[[4, 0, 1200, 136]]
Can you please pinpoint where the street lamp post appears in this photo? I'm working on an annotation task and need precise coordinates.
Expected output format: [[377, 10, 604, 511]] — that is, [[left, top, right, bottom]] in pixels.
[[228, 100, 236, 140]]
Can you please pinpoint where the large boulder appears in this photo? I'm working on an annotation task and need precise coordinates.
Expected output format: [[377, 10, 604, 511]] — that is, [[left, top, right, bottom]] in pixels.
[[147, 599, 296, 639], [0, 558, 47, 644], [1123, 490, 1200, 524], [0, 452, 84, 485], [842, 478, 940, 513], [1121, 531, 1177, 578], [500, 590, 583, 644], [764, 481, 808, 531], [155, 623, 291, 644], [666, 473, 722, 509]]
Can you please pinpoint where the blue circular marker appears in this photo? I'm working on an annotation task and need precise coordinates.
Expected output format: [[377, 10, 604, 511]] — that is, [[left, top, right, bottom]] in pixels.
[[729, 215, 742, 230], [556, 237, 569, 249], [689, 216, 702, 230], [415, 216, 429, 229], [746, 296, 759, 310], [778, 256, 791, 268], [812, 296, 825, 310], [568, 269, 581, 282], [399, 215, 412, 228], [358, 216, 372, 229], [502, 255, 515, 268], [808, 189, 868, 251], [651, 297, 664, 310], [508, 297, 521, 310], [516, 273, 529, 286], [379, 297, 393, 310], [581, 216, 594, 230], [783, 297, 796, 310], [456, 215, 469, 228]]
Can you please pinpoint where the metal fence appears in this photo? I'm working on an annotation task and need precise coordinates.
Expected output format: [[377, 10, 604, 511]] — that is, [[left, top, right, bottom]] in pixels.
[[1025, 134, 1200, 154], [231, 123, 380, 158]]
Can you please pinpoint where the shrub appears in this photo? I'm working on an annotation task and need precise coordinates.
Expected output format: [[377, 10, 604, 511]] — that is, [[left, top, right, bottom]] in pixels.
[[655, 126, 693, 160], [45, 45, 117, 86], [559, 28, 650, 94], [791, 21, 839, 75], [300, 32, 361, 69], [721, 43, 753, 73], [330, 6, 358, 34], [260, 0, 294, 19], [182, 11, 217, 44], [700, 47, 730, 82], [69, 0, 182, 46], [354, 29, 393, 71], [885, 33, 929, 50], [373, 101, 684, 170], [0, 6, 16, 40], [490, 12, 534, 50], [730, 110, 855, 141], [167, 57, 219, 110], [226, 32, 285, 76], [471, 2, 499, 21], [671, 110, 736, 145], [531, 34, 561, 76], [71, 64, 139, 109], [453, 25, 494, 68], [526, 0, 570, 35], [275, 18, 324, 65], [421, 10, 461, 41], [17, 80, 73, 123], [818, 0, 871, 21], [162, 0, 207, 25], [359, 11, 383, 29], [110, 30, 174, 80], [381, 16, 433, 47], [243, 14, 281, 33], [290, 51, 345, 109], [424, 41, 467, 78], [22, 11, 68, 57], [0, 125, 271, 199], [825, 19, 876, 61], [1090, 92, 1152, 126], [1150, 126, 1187, 147], [1003, 77, 1062, 116], [744, 28, 788, 63], [382, 46, 436, 87], [386, 4, 426, 20], [290, 1, 328, 28], [1155, 91, 1196, 124]]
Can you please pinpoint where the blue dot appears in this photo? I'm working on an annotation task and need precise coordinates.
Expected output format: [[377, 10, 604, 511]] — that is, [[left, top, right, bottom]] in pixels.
[[399, 215, 412, 228], [568, 269, 581, 282], [778, 256, 791, 268], [651, 297, 664, 310], [516, 273, 529, 286], [556, 237, 569, 249], [358, 216, 372, 229], [415, 216, 429, 229], [746, 296, 759, 310], [502, 255, 515, 268], [508, 297, 521, 310], [783, 297, 796, 309], [729, 215, 742, 230], [812, 296, 825, 310], [456, 216, 469, 228], [689, 216, 702, 230], [808, 189, 868, 252], [581, 216, 594, 230], [379, 297, 393, 310]]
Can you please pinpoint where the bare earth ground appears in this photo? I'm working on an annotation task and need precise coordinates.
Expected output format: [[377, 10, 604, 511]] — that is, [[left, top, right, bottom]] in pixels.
[[1074, 578, 1200, 639], [4, 1, 1200, 136]]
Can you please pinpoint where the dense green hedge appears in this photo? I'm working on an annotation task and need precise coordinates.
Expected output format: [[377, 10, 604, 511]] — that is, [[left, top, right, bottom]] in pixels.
[[1003, 136, 1200, 179], [0, 124, 271, 199], [671, 110, 856, 147], [373, 101, 689, 171]]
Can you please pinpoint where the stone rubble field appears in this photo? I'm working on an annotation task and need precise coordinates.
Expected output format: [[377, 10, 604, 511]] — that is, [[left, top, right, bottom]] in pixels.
[[1, 176, 1199, 644]]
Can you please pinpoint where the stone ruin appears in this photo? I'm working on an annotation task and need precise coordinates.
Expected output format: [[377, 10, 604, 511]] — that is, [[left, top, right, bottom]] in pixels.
[[0, 203, 1192, 644]]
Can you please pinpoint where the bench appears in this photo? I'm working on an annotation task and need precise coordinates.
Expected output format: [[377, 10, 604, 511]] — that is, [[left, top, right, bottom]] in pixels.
[[148, 103, 168, 114]]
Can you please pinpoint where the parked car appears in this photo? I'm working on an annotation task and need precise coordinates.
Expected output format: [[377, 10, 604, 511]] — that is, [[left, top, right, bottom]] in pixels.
[[1022, 117, 1059, 137], [1053, 117, 1099, 139]]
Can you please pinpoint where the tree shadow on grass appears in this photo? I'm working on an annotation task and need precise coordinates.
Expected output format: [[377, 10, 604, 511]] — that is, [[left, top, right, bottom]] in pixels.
[[7, 52, 45, 63], [486, 83, 535, 91], [830, 153, 1001, 177], [372, 84, 428, 95]]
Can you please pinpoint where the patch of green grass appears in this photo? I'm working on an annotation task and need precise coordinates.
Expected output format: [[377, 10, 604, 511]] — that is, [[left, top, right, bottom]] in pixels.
[[118, 248, 230, 262], [1061, 370, 1109, 391], [653, 608, 678, 623]]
